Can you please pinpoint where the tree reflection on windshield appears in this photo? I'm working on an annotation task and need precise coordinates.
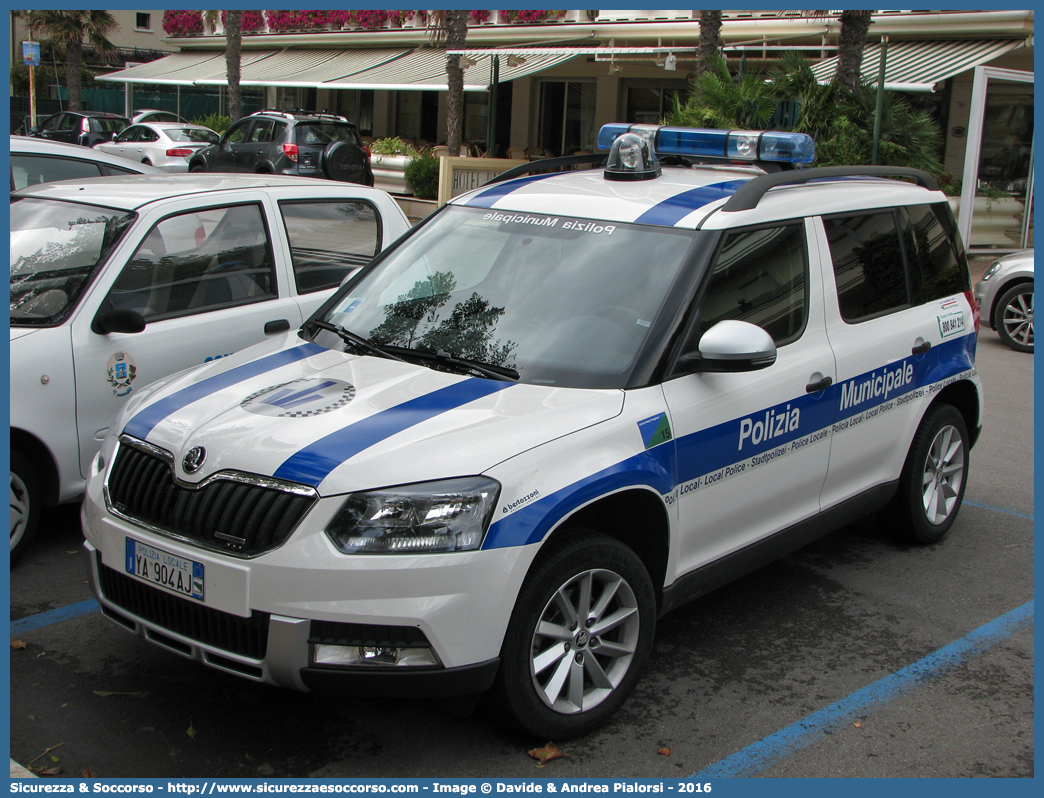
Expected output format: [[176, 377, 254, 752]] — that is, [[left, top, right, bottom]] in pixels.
[[369, 270, 517, 368]]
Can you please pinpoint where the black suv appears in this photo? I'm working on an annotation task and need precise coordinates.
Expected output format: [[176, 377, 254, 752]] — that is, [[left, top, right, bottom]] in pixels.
[[187, 110, 373, 186], [30, 111, 129, 147]]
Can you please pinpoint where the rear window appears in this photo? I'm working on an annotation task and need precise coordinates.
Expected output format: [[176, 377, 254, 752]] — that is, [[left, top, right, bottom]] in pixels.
[[167, 128, 218, 144], [296, 123, 360, 147], [92, 117, 127, 133]]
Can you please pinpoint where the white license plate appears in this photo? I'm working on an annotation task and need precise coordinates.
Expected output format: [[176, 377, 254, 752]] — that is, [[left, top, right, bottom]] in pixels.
[[125, 538, 205, 601]]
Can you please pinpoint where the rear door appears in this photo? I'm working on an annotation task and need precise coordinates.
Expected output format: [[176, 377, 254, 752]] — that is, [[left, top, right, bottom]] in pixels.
[[70, 194, 304, 475], [814, 204, 975, 510]]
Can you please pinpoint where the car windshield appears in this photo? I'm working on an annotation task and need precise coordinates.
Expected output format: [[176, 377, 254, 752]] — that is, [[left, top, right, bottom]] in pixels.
[[10, 198, 136, 326], [311, 205, 696, 389], [168, 128, 217, 144], [296, 123, 358, 147], [92, 117, 127, 133]]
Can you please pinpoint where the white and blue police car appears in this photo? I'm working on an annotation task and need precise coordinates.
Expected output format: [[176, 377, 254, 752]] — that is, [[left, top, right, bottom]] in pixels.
[[82, 125, 983, 738]]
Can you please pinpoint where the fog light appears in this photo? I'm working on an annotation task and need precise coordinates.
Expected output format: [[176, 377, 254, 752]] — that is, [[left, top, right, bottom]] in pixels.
[[313, 644, 441, 668]]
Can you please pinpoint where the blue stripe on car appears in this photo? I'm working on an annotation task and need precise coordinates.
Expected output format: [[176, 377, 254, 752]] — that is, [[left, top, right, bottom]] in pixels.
[[273, 378, 515, 487], [123, 343, 325, 440], [463, 172, 566, 208], [634, 180, 751, 227], [482, 333, 977, 550]]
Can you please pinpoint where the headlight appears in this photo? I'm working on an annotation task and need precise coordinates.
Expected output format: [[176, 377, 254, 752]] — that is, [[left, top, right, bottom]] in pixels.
[[325, 477, 501, 554], [981, 262, 1002, 281]]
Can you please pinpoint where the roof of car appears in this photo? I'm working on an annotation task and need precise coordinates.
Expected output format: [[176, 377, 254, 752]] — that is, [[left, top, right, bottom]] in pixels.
[[449, 163, 948, 231], [10, 172, 390, 210], [131, 122, 216, 132], [9, 136, 165, 174]]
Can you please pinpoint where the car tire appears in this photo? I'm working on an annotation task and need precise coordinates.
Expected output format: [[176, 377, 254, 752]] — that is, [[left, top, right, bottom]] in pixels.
[[492, 530, 656, 738], [995, 282, 1033, 352], [189, 163, 207, 173], [891, 404, 969, 545], [10, 451, 41, 566], [321, 140, 367, 184]]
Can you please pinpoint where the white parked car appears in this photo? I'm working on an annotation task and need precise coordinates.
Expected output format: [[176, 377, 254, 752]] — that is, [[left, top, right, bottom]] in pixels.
[[973, 249, 1033, 352], [10, 174, 410, 563], [10, 135, 163, 191], [130, 109, 186, 125], [93, 122, 220, 173], [81, 126, 983, 738]]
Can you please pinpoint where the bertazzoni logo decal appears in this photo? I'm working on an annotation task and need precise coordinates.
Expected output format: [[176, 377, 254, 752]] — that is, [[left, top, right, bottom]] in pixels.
[[241, 378, 356, 418]]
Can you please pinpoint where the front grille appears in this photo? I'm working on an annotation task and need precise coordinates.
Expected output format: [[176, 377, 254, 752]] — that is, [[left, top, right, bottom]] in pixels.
[[98, 563, 270, 659], [106, 440, 315, 556]]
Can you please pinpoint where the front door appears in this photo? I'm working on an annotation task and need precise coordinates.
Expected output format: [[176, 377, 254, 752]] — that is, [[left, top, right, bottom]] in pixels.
[[70, 199, 303, 478], [662, 220, 836, 578]]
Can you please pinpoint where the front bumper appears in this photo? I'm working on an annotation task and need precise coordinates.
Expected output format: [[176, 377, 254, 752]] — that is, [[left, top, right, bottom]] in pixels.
[[81, 474, 531, 696]]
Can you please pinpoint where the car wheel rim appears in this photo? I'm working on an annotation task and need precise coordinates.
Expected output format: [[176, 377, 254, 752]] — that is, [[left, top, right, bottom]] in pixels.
[[1002, 291, 1034, 346], [529, 567, 640, 714], [921, 424, 964, 525], [10, 470, 30, 551]]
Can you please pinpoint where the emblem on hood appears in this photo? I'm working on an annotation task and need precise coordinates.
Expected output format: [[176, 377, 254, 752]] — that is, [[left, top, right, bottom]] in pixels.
[[183, 446, 207, 474], [240, 378, 356, 418]]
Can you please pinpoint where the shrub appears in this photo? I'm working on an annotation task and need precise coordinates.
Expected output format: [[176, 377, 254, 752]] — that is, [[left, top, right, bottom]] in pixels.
[[162, 10, 203, 36], [221, 10, 265, 33], [371, 137, 418, 157], [405, 152, 440, 200], [500, 11, 567, 24], [192, 113, 232, 135]]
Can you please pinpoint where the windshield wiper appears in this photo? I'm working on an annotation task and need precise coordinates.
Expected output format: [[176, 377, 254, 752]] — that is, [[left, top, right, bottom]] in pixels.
[[387, 347, 519, 382], [310, 319, 405, 362]]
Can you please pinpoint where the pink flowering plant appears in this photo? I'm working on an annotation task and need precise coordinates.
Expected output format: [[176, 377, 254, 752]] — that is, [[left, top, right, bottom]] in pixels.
[[162, 10, 204, 36], [470, 10, 491, 24], [500, 10, 567, 24], [221, 11, 265, 33], [264, 10, 331, 32]]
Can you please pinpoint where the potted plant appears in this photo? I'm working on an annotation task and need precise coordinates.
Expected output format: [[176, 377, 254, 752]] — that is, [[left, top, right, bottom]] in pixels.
[[162, 10, 204, 36], [371, 138, 420, 195]]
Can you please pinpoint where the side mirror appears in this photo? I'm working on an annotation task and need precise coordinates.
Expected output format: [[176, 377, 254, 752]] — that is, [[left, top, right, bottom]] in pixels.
[[683, 320, 777, 373], [92, 308, 146, 335]]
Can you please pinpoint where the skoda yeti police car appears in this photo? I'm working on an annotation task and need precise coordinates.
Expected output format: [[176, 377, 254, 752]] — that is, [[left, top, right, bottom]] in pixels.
[[82, 125, 983, 738]]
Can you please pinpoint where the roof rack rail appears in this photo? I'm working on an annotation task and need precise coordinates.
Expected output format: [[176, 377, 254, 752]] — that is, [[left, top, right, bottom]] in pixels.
[[722, 165, 939, 212], [484, 153, 610, 185]]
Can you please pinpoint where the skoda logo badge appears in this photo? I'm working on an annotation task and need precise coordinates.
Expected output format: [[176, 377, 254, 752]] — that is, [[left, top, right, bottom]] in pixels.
[[183, 446, 207, 474]]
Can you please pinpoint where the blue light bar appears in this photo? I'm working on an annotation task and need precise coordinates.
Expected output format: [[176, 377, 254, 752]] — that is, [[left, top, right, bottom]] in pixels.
[[596, 124, 815, 165]]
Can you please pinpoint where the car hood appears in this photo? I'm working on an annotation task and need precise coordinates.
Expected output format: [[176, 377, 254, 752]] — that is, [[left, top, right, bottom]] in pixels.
[[118, 336, 624, 496]]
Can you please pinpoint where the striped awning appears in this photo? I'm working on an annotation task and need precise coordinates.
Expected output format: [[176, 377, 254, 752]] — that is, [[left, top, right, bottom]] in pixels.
[[811, 39, 1028, 89], [97, 47, 577, 91]]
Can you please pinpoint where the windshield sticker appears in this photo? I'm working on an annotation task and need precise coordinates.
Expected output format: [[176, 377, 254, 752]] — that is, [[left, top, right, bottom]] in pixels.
[[638, 413, 673, 449], [938, 310, 966, 338], [562, 219, 616, 236], [484, 212, 560, 228], [106, 352, 137, 397], [241, 378, 356, 418]]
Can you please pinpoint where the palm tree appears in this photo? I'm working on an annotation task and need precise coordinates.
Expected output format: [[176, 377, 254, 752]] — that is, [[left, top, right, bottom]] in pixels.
[[672, 54, 779, 130], [696, 11, 723, 78], [24, 10, 119, 112], [224, 11, 243, 122], [801, 9, 874, 93], [428, 10, 469, 157]]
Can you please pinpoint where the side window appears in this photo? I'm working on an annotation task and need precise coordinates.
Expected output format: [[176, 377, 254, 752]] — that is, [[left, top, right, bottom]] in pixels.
[[58, 115, 78, 132], [901, 204, 971, 303], [824, 212, 908, 322], [249, 120, 274, 143], [279, 200, 381, 293], [224, 121, 251, 145], [697, 223, 808, 345], [271, 121, 287, 142], [139, 128, 160, 143], [114, 127, 139, 144], [104, 203, 277, 320], [41, 115, 61, 132], [11, 155, 103, 190]]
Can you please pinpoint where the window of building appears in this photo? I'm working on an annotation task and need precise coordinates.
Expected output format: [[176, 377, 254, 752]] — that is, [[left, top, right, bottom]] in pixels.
[[538, 80, 597, 156], [136, 13, 151, 31], [622, 81, 690, 125]]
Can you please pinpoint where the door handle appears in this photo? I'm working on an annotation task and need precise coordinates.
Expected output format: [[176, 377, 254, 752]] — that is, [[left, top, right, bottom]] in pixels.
[[912, 341, 931, 355], [806, 376, 833, 393], [264, 319, 291, 334]]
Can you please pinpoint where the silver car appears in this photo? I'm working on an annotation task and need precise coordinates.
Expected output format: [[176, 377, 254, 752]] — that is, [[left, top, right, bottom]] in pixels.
[[974, 249, 1034, 352], [93, 122, 220, 172], [10, 135, 163, 190]]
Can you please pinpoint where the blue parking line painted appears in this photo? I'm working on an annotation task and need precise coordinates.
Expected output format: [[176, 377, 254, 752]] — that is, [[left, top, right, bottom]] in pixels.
[[693, 600, 1034, 778], [962, 499, 1034, 521], [10, 599, 99, 636]]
